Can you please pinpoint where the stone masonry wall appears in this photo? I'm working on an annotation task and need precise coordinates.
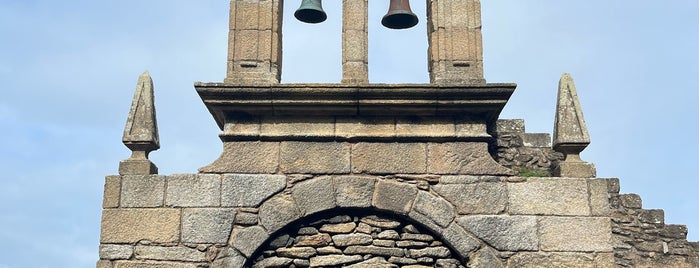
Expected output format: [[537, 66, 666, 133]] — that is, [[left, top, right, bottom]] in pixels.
[[250, 213, 464, 267], [607, 185, 699, 267], [493, 119, 564, 176], [98, 173, 619, 268]]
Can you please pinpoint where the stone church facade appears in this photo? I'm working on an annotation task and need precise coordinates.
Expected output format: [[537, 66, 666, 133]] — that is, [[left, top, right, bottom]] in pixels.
[[97, 1, 698, 267]]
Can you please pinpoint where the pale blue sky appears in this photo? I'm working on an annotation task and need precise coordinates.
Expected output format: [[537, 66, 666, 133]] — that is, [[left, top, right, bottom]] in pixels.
[[1, 1, 697, 267]]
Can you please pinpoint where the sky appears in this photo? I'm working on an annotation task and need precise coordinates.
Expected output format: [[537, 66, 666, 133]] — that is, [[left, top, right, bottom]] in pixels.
[[0, 1, 697, 267]]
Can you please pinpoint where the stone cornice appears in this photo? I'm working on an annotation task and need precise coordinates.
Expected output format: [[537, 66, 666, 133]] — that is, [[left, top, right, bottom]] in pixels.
[[195, 83, 516, 130]]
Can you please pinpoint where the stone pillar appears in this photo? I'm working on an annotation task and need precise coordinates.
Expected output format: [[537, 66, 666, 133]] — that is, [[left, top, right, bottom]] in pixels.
[[341, 0, 369, 84], [427, 0, 485, 84], [225, 0, 283, 84]]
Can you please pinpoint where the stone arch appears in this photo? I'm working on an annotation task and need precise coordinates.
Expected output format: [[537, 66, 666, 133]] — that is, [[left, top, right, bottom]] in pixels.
[[225, 176, 485, 267]]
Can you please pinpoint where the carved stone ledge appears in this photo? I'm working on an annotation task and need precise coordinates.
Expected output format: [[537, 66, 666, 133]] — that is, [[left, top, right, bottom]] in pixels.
[[196, 83, 516, 131]]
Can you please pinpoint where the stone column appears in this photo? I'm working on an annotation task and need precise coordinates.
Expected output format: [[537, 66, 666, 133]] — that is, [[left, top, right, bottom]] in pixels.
[[341, 0, 369, 84], [427, 0, 485, 84], [225, 0, 283, 84]]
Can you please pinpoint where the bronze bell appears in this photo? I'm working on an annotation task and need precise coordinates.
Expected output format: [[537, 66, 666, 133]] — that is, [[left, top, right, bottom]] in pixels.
[[294, 0, 327, 24], [382, 0, 419, 29]]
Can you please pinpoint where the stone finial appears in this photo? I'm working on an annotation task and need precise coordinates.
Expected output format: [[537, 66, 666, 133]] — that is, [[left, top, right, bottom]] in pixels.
[[552, 73, 596, 177], [120, 71, 159, 175]]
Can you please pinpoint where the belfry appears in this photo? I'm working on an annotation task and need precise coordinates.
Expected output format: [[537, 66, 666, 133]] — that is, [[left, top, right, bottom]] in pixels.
[[97, 1, 698, 267]]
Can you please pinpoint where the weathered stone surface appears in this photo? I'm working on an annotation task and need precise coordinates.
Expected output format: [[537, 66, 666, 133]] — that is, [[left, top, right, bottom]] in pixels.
[[113, 261, 200, 268], [639, 209, 664, 224], [293, 259, 311, 267], [97, 260, 113, 268], [268, 234, 292, 249], [619, 193, 642, 209], [259, 195, 302, 233], [222, 174, 285, 207], [336, 117, 394, 139], [260, 116, 334, 137], [377, 230, 400, 240], [317, 246, 343, 255], [120, 71, 159, 176], [310, 255, 363, 267], [395, 117, 455, 137], [396, 240, 428, 249], [523, 133, 551, 147], [352, 143, 427, 174], [455, 119, 489, 138], [496, 119, 524, 134], [120, 175, 165, 208], [320, 222, 356, 233], [553, 73, 591, 147], [235, 211, 258, 225], [428, 142, 513, 175], [373, 180, 418, 214], [99, 244, 133, 260], [181, 208, 236, 244], [439, 175, 501, 184], [401, 233, 434, 242], [199, 141, 279, 173], [374, 239, 396, 247], [280, 142, 350, 173], [134, 246, 206, 262], [356, 222, 372, 234], [552, 73, 596, 178], [433, 182, 506, 214], [292, 176, 336, 215], [101, 209, 180, 243], [295, 233, 332, 247], [297, 227, 319, 235], [457, 215, 538, 251], [344, 246, 404, 257], [389, 256, 418, 265], [409, 247, 450, 258], [507, 252, 600, 267], [347, 257, 397, 268], [539, 217, 612, 252], [467, 247, 504, 268], [508, 178, 590, 216], [252, 257, 293, 268], [103, 176, 121, 208], [166, 174, 220, 207], [119, 159, 158, 176], [411, 191, 455, 228], [333, 233, 373, 247], [588, 179, 611, 216], [232, 225, 269, 257], [276, 247, 317, 259], [334, 176, 375, 208], [554, 161, 596, 178], [438, 222, 481, 260]]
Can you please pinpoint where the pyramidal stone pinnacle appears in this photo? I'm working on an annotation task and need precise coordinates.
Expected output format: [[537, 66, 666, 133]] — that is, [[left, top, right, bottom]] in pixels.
[[120, 71, 159, 175], [552, 73, 596, 178]]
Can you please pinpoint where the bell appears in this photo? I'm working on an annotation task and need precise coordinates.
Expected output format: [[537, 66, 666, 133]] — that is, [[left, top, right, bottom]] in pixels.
[[382, 0, 419, 29], [294, 0, 327, 24]]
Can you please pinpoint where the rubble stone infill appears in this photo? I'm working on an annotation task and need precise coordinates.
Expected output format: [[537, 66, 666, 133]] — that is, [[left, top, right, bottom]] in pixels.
[[608, 184, 699, 267], [249, 214, 465, 268], [493, 119, 564, 176]]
